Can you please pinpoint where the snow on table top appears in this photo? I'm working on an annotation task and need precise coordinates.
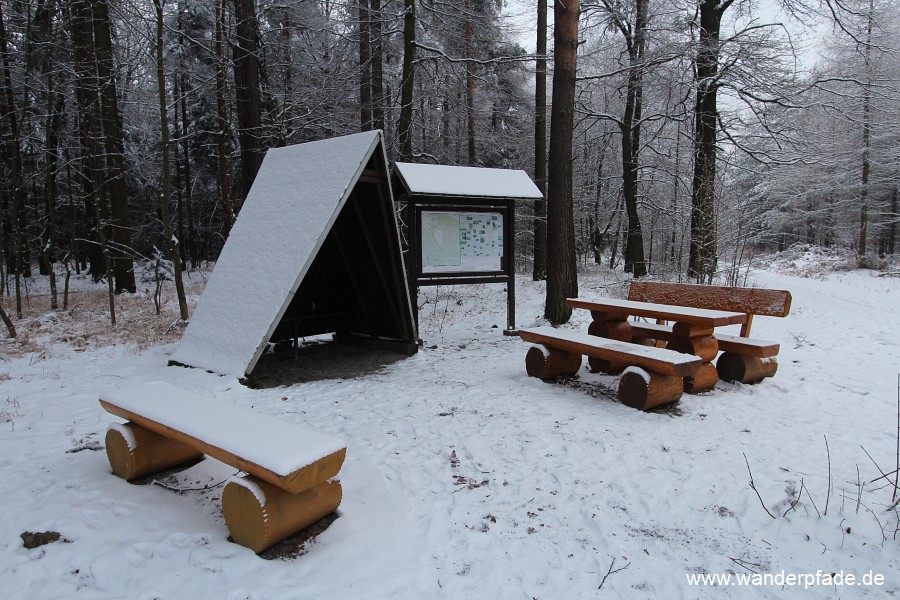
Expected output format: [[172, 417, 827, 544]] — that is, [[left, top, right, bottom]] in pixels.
[[520, 326, 701, 365], [171, 131, 382, 378], [567, 297, 746, 325], [394, 162, 543, 199], [100, 382, 346, 477]]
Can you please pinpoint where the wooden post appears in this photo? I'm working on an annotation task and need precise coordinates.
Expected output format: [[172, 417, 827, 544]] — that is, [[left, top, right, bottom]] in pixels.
[[222, 476, 342, 553], [617, 367, 683, 410], [587, 312, 632, 373], [525, 345, 581, 379], [717, 353, 777, 384], [105, 422, 202, 481], [666, 320, 719, 393], [683, 362, 719, 393]]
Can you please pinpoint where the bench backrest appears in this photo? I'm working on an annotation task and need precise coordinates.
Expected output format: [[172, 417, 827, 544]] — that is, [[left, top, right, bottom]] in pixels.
[[627, 281, 791, 336]]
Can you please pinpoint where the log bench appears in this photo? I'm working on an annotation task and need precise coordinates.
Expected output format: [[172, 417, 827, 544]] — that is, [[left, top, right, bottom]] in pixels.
[[519, 326, 703, 410], [99, 381, 346, 553], [627, 281, 791, 384]]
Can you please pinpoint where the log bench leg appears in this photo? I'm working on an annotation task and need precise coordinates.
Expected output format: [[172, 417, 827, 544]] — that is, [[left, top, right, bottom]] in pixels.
[[683, 362, 719, 394], [222, 476, 342, 553], [666, 323, 719, 394], [105, 422, 203, 481], [526, 345, 582, 379], [717, 352, 778, 384], [587, 312, 632, 374], [618, 367, 684, 411]]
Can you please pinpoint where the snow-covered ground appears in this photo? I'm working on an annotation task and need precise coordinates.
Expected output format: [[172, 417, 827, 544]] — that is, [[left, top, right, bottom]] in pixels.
[[1, 263, 898, 599]]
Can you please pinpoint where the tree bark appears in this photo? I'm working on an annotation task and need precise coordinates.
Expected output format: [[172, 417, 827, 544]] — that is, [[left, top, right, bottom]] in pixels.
[[370, 0, 385, 131], [888, 186, 897, 256], [215, 0, 234, 229], [464, 0, 476, 164], [857, 0, 873, 258], [620, 0, 648, 277], [532, 0, 547, 281], [42, 66, 62, 310], [358, 0, 372, 131], [0, 296, 15, 337], [688, 0, 730, 283], [70, 0, 116, 322], [232, 0, 263, 199], [180, 73, 196, 269], [0, 1, 29, 289], [398, 0, 415, 161], [544, 0, 579, 324], [92, 0, 136, 293], [153, 0, 189, 321]]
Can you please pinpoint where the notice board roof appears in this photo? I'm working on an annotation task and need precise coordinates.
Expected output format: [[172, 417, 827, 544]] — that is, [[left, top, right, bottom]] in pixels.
[[393, 162, 543, 200]]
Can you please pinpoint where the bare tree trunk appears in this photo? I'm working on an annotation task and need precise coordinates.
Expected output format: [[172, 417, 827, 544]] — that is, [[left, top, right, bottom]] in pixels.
[[232, 0, 263, 198], [857, 0, 873, 258], [688, 0, 730, 283], [464, 0, 476, 164], [398, 0, 415, 162], [358, 0, 372, 130], [532, 0, 547, 281], [153, 0, 189, 321], [888, 186, 897, 256], [279, 7, 293, 146], [180, 73, 196, 269], [70, 0, 116, 323], [0, 1, 29, 300], [92, 0, 136, 293], [370, 0, 385, 131], [43, 66, 61, 310], [544, 0, 579, 324], [0, 297, 14, 338], [215, 0, 234, 229], [620, 0, 648, 277]]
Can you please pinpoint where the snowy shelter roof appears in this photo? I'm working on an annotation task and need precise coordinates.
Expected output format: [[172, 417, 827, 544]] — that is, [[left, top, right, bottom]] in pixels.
[[171, 131, 417, 379], [393, 163, 543, 200]]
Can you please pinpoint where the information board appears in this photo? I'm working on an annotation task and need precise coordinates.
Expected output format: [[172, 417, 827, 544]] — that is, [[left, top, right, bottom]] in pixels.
[[421, 211, 504, 273]]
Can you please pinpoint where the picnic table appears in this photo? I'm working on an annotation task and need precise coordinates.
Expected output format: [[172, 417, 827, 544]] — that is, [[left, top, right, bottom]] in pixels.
[[566, 297, 748, 393]]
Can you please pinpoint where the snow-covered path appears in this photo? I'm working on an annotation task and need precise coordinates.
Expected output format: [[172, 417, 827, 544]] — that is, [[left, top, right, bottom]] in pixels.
[[1, 268, 897, 599]]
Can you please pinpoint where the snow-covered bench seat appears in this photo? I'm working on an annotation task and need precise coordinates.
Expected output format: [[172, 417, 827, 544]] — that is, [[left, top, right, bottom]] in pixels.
[[627, 281, 791, 384], [99, 381, 346, 553], [518, 326, 703, 411]]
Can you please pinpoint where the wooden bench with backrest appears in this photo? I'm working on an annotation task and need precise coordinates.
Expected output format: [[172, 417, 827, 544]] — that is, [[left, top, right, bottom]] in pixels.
[[519, 326, 703, 410], [626, 281, 792, 384], [99, 381, 346, 553]]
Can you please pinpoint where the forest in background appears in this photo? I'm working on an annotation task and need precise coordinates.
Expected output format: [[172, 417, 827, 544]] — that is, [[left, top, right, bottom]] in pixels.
[[0, 0, 898, 329]]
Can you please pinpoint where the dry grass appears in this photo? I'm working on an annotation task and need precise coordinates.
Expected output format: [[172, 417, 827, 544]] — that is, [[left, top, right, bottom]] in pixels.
[[0, 275, 206, 362]]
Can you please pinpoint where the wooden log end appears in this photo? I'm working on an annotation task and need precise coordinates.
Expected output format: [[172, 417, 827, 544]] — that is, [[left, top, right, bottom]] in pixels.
[[526, 345, 581, 379], [222, 477, 342, 553], [617, 368, 684, 411], [717, 352, 778, 384], [587, 319, 632, 342], [105, 422, 203, 482], [683, 362, 719, 394], [281, 447, 347, 494]]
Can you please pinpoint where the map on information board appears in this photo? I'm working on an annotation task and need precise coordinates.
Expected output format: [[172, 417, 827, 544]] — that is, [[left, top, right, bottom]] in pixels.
[[421, 211, 503, 273]]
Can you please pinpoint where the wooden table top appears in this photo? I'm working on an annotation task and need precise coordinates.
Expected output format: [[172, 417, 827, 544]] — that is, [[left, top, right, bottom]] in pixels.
[[566, 297, 747, 327]]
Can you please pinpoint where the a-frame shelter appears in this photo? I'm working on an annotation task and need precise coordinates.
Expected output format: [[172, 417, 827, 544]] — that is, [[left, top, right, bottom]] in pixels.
[[171, 131, 418, 380]]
